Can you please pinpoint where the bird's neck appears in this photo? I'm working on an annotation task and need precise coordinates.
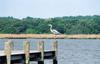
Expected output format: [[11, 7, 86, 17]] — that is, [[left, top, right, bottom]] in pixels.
[[50, 26, 52, 30]]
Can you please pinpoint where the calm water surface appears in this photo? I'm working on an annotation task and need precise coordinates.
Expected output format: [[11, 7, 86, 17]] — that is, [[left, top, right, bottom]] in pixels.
[[0, 39, 100, 64]]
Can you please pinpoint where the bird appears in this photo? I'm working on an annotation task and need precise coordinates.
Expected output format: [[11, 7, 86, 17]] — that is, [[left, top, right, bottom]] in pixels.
[[48, 24, 61, 35]]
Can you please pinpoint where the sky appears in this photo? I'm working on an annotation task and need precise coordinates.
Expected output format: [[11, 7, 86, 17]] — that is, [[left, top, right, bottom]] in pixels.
[[0, 0, 100, 18]]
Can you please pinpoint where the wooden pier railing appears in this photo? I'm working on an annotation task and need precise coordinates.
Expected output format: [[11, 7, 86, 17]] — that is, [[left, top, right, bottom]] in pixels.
[[0, 40, 58, 64]]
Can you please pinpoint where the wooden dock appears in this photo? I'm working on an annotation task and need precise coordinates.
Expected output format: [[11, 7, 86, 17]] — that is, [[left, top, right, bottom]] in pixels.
[[0, 40, 58, 64]]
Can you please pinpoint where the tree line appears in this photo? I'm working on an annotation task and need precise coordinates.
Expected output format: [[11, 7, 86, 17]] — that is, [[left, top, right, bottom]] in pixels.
[[0, 15, 100, 34]]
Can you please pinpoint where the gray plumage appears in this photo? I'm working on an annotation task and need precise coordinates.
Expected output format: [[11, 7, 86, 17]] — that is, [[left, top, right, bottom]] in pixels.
[[48, 24, 61, 35]]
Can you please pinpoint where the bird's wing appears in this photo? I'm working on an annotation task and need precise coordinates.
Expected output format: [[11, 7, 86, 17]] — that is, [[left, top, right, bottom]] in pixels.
[[52, 29, 61, 34]]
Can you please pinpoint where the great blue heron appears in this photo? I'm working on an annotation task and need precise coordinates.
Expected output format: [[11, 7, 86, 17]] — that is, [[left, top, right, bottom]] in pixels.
[[48, 24, 61, 35]]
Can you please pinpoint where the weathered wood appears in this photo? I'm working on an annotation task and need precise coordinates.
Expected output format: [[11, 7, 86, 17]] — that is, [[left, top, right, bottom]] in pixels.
[[23, 40, 30, 64], [4, 40, 12, 64], [52, 41, 58, 64], [52, 41, 58, 56], [0, 40, 58, 64], [37, 41, 44, 64]]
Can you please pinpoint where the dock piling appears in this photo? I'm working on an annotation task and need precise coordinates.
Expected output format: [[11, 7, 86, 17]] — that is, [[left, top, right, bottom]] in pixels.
[[4, 40, 12, 64], [37, 41, 44, 64], [52, 41, 58, 64], [24, 40, 30, 64], [0, 39, 58, 64]]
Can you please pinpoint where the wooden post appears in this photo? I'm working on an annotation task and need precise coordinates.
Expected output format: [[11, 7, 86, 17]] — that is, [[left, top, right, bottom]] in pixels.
[[37, 41, 44, 64], [52, 41, 58, 64], [23, 40, 30, 64], [4, 40, 12, 64]]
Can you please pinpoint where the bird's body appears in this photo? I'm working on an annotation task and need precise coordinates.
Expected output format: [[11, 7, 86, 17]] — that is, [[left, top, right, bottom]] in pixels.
[[48, 24, 61, 35]]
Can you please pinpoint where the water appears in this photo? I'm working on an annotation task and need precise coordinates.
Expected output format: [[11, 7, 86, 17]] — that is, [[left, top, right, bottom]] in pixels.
[[0, 39, 100, 64]]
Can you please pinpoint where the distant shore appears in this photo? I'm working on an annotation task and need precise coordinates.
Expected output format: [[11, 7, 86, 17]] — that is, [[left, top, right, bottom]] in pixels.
[[0, 34, 100, 39]]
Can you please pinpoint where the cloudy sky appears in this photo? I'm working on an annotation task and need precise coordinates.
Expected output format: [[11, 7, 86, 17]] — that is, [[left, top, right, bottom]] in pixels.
[[0, 0, 100, 18]]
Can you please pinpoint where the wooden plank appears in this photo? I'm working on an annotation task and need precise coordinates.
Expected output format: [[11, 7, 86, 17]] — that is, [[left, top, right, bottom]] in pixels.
[[0, 50, 55, 62], [0, 50, 53, 56]]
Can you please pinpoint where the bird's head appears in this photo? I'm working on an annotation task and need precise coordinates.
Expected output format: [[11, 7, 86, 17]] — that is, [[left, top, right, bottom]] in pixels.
[[48, 24, 52, 27]]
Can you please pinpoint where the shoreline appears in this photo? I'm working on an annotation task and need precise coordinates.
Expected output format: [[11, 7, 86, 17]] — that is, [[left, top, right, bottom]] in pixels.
[[0, 34, 100, 39]]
